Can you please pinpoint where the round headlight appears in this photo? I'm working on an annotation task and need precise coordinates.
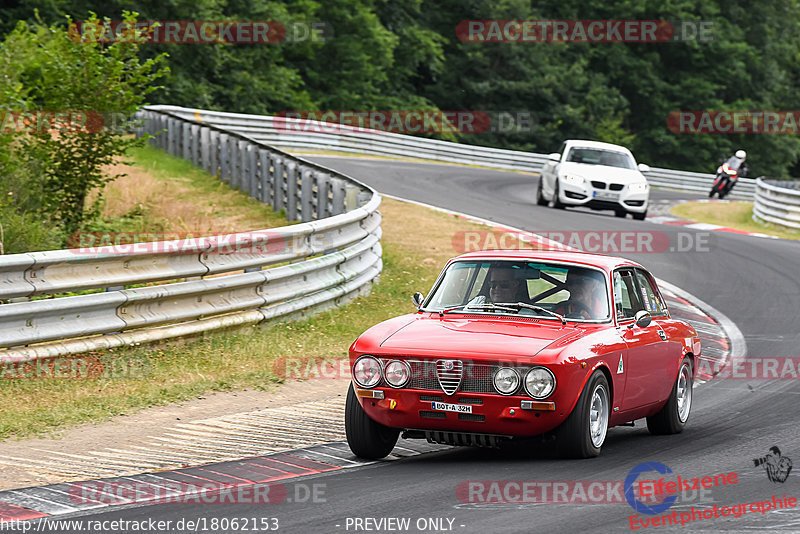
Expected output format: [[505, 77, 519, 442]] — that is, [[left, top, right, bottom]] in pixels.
[[493, 367, 520, 395], [353, 356, 382, 388], [525, 367, 556, 399], [384, 360, 410, 388]]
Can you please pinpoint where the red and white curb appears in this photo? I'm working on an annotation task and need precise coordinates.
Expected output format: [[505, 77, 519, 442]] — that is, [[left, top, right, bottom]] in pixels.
[[646, 199, 779, 239]]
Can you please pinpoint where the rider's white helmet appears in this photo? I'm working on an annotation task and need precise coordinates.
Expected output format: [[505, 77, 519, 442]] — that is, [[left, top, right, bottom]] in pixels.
[[735, 149, 746, 159]]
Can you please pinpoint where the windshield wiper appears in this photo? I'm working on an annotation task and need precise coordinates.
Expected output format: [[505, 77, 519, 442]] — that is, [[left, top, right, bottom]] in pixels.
[[494, 302, 567, 325], [438, 303, 518, 316]]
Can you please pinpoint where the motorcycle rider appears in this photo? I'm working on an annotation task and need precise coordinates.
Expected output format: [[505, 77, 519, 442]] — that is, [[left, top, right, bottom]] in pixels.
[[710, 149, 747, 199]]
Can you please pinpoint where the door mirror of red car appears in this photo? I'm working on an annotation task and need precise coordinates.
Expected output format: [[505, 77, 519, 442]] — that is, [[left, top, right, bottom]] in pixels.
[[412, 292, 425, 309], [634, 310, 652, 328]]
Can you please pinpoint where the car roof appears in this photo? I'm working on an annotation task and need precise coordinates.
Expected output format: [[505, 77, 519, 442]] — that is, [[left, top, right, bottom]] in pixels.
[[451, 249, 643, 272], [563, 139, 634, 154]]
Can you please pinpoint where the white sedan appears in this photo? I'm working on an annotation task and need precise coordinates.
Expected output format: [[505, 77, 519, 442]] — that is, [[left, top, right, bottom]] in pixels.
[[537, 140, 651, 220]]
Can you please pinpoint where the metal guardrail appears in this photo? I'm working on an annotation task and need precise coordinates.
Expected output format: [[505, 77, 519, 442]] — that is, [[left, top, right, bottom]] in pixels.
[[147, 105, 757, 199], [753, 178, 800, 229], [0, 109, 382, 361]]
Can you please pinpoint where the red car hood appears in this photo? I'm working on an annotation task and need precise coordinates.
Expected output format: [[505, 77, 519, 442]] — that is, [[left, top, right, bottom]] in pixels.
[[379, 317, 578, 359]]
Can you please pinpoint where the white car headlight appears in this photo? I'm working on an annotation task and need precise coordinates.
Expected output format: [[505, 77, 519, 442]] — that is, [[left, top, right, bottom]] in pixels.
[[384, 360, 410, 388], [562, 175, 585, 186], [353, 356, 382, 388], [525, 367, 556, 399], [493, 367, 520, 395], [628, 182, 648, 193]]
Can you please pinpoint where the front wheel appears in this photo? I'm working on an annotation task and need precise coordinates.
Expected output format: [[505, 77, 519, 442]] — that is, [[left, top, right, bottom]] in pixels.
[[536, 179, 548, 206], [708, 189, 716, 198], [647, 357, 693, 435], [632, 210, 647, 221], [557, 370, 610, 458], [614, 209, 627, 218], [550, 180, 565, 209], [345, 384, 399, 459]]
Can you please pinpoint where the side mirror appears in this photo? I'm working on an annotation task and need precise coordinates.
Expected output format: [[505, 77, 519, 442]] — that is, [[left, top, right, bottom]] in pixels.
[[412, 292, 425, 309], [637, 163, 650, 173], [634, 310, 652, 328], [548, 152, 561, 163]]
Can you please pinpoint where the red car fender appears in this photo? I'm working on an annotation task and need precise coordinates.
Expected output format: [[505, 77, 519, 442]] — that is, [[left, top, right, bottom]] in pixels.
[[558, 359, 615, 418]]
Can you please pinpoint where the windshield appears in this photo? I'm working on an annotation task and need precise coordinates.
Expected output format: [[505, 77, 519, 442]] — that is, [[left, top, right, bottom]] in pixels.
[[424, 260, 611, 321], [566, 148, 636, 170]]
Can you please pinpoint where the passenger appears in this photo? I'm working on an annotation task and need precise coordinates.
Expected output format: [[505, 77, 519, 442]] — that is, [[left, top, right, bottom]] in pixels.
[[554, 270, 607, 319]]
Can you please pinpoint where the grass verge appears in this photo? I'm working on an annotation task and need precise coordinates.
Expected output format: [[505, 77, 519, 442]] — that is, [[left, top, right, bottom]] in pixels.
[[85, 144, 290, 238], [670, 201, 800, 241]]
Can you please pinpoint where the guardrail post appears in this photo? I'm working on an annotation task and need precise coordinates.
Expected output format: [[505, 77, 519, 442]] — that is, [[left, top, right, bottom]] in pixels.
[[271, 156, 283, 211], [209, 130, 219, 176], [238, 140, 249, 193], [167, 118, 178, 156], [157, 115, 167, 150], [190, 124, 200, 165], [345, 185, 359, 212], [331, 178, 346, 215], [300, 169, 314, 223], [317, 173, 331, 219], [219, 133, 230, 183], [201, 127, 210, 171], [248, 145, 259, 199], [285, 162, 297, 220], [258, 149, 270, 204], [182, 121, 192, 160]]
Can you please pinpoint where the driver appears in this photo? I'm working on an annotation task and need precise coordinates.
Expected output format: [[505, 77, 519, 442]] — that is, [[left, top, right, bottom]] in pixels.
[[488, 265, 523, 303], [554, 270, 606, 320]]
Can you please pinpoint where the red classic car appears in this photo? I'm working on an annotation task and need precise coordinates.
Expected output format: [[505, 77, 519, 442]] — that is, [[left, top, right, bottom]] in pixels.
[[345, 250, 701, 459]]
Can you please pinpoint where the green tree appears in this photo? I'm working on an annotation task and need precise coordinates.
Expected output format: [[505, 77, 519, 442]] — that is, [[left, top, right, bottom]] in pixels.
[[2, 12, 168, 236]]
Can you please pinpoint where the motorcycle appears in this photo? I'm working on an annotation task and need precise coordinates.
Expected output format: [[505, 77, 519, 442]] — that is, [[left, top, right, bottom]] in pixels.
[[709, 154, 747, 199]]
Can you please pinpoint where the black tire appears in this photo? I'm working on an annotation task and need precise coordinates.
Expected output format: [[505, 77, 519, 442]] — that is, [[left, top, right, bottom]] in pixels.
[[557, 370, 610, 458], [614, 209, 627, 218], [345, 383, 399, 459], [550, 180, 565, 209], [718, 190, 727, 200], [647, 357, 693, 435], [536, 179, 548, 206], [708, 189, 716, 198], [632, 210, 647, 221]]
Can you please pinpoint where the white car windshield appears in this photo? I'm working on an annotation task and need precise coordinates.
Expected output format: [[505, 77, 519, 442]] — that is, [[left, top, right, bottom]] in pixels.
[[424, 260, 611, 321], [566, 148, 636, 170]]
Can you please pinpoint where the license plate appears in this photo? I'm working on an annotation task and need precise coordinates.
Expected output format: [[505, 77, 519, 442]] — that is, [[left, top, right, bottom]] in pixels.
[[431, 401, 472, 414], [593, 190, 620, 201]]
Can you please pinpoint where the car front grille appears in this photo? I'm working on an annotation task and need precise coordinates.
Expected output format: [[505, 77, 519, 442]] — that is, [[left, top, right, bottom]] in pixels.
[[609, 183, 624, 191], [591, 181, 606, 189], [384, 359, 530, 396]]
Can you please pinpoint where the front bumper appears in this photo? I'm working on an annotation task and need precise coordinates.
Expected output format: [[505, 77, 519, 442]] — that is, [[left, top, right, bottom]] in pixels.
[[356, 387, 566, 437], [560, 180, 648, 213]]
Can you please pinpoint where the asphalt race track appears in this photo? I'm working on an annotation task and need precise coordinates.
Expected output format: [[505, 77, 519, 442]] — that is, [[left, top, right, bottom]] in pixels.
[[32, 158, 800, 533]]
